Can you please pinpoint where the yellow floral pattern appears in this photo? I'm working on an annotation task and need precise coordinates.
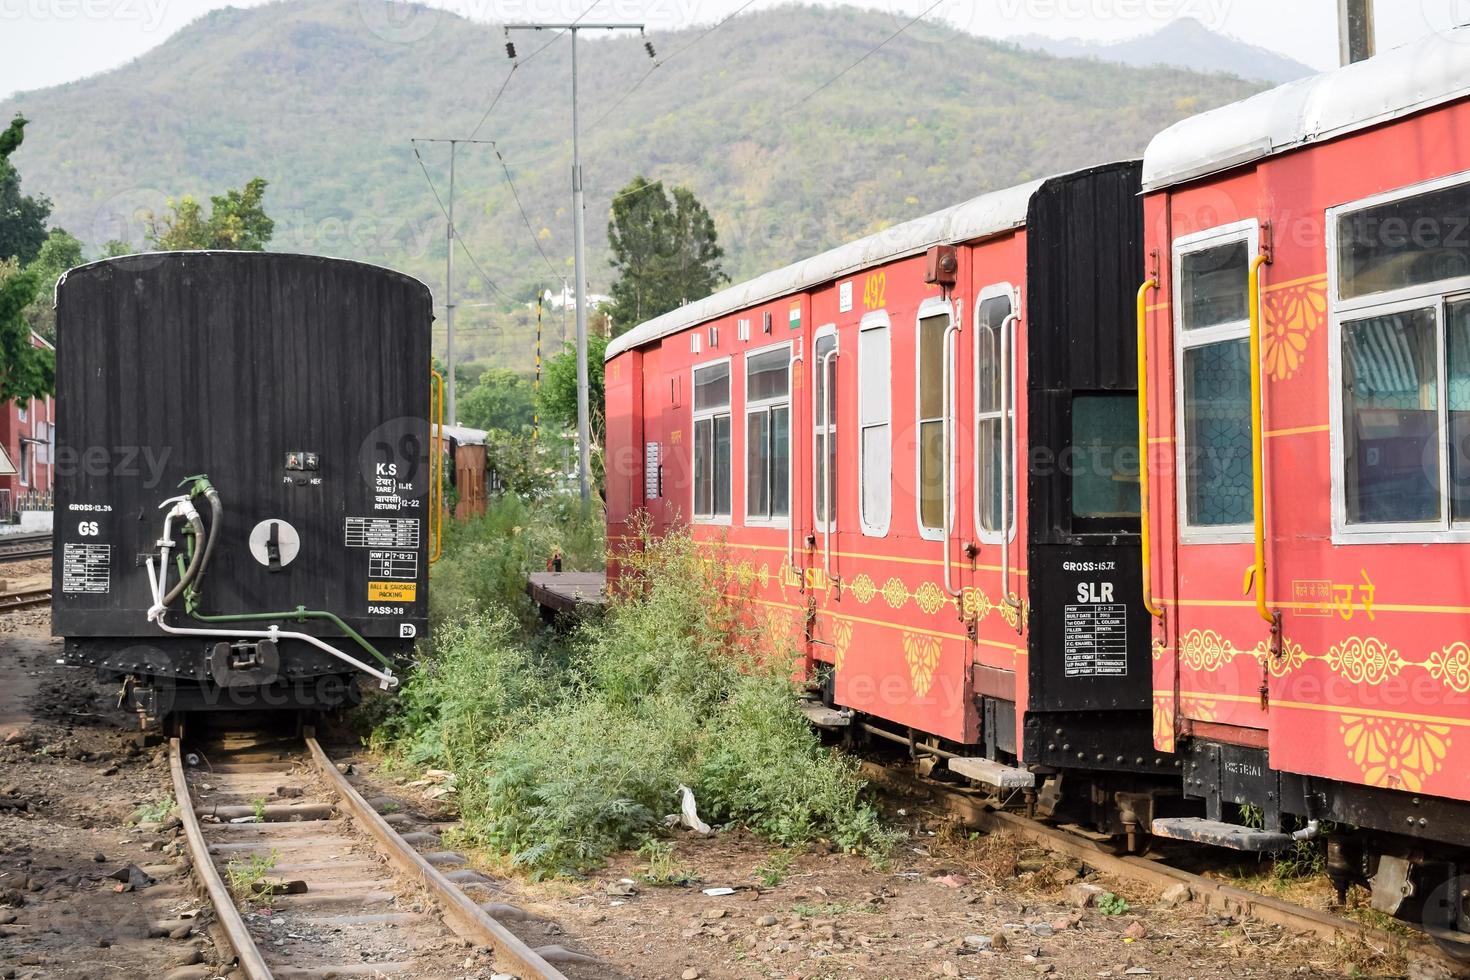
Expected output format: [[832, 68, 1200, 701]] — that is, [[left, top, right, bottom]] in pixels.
[[1178, 629, 1247, 673], [1324, 637, 1404, 686], [1262, 277, 1328, 381], [913, 581, 948, 615], [849, 573, 876, 604], [1426, 643, 1470, 694], [902, 632, 942, 697], [1341, 714, 1451, 792], [1152, 695, 1175, 753], [831, 619, 854, 672], [881, 577, 909, 609]]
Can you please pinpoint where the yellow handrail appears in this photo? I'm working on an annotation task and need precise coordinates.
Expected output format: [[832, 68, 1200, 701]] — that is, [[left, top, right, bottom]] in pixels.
[[1244, 253, 1274, 624], [429, 367, 445, 565], [1136, 278, 1163, 619]]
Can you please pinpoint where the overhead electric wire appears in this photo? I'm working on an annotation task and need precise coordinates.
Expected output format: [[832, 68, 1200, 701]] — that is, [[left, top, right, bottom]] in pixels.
[[468, 1, 606, 140], [587, 0, 760, 134], [411, 142, 514, 303], [599, 0, 946, 212], [497, 147, 561, 282]]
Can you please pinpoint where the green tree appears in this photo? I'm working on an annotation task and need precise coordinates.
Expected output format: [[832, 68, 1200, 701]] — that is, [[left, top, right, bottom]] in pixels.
[[605, 176, 725, 337], [100, 239, 133, 258], [538, 333, 608, 447], [23, 228, 83, 341], [0, 262, 54, 407], [146, 177, 275, 251], [458, 368, 537, 434], [0, 115, 52, 265]]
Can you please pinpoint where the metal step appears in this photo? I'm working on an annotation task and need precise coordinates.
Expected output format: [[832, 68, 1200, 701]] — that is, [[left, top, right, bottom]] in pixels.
[[1150, 817, 1292, 852], [947, 756, 1035, 790], [797, 699, 853, 729]]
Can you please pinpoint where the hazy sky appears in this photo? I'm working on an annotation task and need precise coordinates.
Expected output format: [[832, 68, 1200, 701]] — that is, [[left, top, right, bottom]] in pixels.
[[1, 0, 1466, 100]]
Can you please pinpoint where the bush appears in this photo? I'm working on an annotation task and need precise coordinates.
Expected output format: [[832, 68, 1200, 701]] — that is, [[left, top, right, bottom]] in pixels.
[[380, 519, 896, 876], [429, 493, 603, 627]]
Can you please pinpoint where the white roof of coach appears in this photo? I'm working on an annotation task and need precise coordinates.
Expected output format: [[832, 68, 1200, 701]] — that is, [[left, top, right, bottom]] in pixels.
[[606, 177, 1046, 360], [1142, 24, 1470, 193]]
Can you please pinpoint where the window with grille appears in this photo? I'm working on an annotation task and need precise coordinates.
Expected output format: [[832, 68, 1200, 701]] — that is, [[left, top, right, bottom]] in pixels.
[[1173, 224, 1256, 538], [745, 346, 791, 524], [858, 314, 891, 536], [813, 330, 838, 530], [692, 360, 731, 521], [916, 306, 950, 537], [1331, 172, 1470, 538]]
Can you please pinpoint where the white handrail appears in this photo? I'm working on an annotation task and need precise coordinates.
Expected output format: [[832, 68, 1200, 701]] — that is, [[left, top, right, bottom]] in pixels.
[[820, 346, 840, 588], [941, 317, 962, 598], [787, 345, 804, 586], [999, 309, 1022, 628]]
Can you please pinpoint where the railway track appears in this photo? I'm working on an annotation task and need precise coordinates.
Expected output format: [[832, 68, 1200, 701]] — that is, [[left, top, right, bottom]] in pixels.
[[170, 727, 578, 980], [0, 533, 51, 563], [859, 760, 1470, 974], [0, 586, 51, 611]]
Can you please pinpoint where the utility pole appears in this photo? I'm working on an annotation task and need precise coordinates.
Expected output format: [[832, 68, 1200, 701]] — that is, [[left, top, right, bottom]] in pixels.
[[505, 23, 652, 501], [1337, 0, 1375, 65], [410, 137, 494, 425]]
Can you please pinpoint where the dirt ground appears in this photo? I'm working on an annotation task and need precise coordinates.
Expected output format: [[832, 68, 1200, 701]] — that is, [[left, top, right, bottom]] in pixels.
[[341, 771, 1372, 980], [0, 579, 1407, 980], [0, 584, 228, 980]]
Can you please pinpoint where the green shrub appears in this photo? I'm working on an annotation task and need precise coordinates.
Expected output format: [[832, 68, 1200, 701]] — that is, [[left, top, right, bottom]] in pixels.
[[379, 517, 895, 876], [429, 492, 603, 627]]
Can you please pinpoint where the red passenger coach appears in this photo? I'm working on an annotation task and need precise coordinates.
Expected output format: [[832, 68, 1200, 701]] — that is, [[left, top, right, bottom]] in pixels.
[[607, 163, 1170, 809], [1139, 27, 1470, 909]]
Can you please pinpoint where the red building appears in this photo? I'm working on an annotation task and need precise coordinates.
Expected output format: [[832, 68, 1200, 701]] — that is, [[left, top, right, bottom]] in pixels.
[[0, 331, 55, 520]]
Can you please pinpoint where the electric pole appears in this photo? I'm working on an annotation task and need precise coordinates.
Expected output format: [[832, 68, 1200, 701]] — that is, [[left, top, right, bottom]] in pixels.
[[1337, 0, 1375, 65], [411, 137, 494, 425], [505, 22, 652, 501]]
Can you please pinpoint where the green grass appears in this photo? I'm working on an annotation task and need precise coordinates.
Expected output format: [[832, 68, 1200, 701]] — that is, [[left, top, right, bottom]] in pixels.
[[756, 850, 795, 887], [129, 798, 176, 824], [637, 839, 696, 886], [225, 851, 278, 905], [375, 514, 897, 877], [1097, 892, 1131, 916]]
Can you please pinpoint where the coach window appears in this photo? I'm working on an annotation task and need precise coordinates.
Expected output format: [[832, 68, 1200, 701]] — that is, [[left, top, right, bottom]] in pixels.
[[813, 328, 838, 531], [1173, 221, 1256, 540], [975, 288, 1014, 540], [1331, 172, 1470, 538], [693, 360, 732, 523], [858, 312, 892, 536], [916, 300, 951, 540], [745, 345, 791, 524]]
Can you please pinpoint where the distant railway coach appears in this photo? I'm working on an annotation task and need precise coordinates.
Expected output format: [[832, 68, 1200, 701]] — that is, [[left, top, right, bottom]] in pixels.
[[1138, 28, 1470, 918], [605, 162, 1171, 812]]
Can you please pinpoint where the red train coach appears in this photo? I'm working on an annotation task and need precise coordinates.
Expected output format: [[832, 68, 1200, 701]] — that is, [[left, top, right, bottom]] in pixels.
[[1139, 27, 1470, 918], [606, 162, 1173, 821]]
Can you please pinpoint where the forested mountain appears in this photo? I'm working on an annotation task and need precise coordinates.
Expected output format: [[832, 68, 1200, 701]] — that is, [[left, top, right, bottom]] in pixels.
[[2, 0, 1266, 368], [1010, 17, 1314, 84]]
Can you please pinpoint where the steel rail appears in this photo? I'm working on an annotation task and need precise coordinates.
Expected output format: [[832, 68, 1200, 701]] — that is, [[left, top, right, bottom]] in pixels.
[[303, 732, 568, 980], [0, 533, 51, 563], [0, 588, 51, 611], [859, 760, 1456, 968], [168, 737, 275, 980]]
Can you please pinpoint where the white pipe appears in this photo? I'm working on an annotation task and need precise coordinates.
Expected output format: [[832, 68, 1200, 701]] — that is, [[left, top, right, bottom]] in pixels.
[[1292, 819, 1321, 841], [145, 512, 398, 690], [787, 346, 804, 586], [941, 319, 962, 598], [1000, 310, 1022, 628], [820, 346, 840, 589]]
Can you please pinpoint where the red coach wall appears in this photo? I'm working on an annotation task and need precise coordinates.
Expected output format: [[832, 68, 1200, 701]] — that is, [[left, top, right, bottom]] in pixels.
[[1145, 97, 1470, 800]]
